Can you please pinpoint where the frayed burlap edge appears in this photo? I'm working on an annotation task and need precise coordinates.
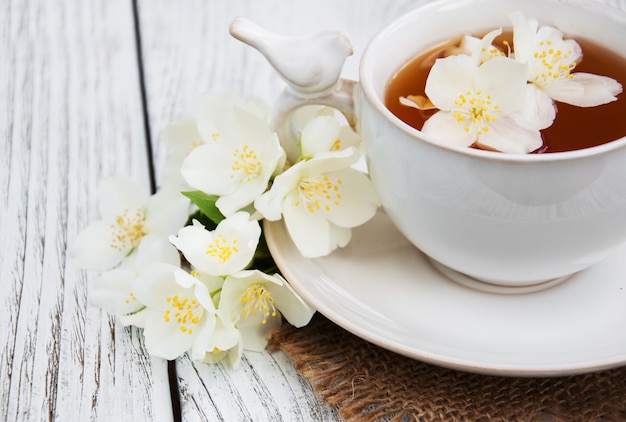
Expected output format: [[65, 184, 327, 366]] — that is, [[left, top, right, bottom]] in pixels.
[[269, 314, 626, 422]]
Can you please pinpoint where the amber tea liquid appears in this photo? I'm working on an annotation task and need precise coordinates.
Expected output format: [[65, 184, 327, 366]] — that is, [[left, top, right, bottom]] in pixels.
[[385, 30, 626, 153]]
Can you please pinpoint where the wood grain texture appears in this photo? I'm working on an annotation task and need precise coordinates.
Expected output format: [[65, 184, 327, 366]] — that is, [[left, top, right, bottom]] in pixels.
[[135, 1, 418, 420], [13, 0, 626, 420], [0, 0, 171, 420]]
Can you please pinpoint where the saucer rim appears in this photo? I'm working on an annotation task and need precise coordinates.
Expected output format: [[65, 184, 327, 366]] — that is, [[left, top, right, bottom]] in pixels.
[[264, 215, 626, 377]]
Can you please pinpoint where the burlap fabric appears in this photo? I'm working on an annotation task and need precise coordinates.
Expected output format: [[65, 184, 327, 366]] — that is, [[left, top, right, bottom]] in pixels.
[[269, 314, 626, 421]]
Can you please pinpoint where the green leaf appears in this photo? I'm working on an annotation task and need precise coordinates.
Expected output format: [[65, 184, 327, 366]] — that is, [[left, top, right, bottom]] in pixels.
[[182, 191, 225, 225]]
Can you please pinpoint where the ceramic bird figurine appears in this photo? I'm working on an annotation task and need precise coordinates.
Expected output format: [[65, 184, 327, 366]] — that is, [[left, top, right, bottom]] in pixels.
[[230, 17, 353, 96]]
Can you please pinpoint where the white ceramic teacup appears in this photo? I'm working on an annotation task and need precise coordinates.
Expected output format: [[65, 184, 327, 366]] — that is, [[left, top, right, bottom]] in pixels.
[[231, 0, 626, 289]]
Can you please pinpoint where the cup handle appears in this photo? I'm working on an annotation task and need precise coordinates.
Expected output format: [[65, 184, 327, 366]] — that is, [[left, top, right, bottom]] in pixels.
[[230, 18, 358, 162]]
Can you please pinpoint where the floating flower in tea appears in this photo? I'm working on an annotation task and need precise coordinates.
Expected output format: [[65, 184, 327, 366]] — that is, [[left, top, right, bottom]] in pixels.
[[421, 54, 544, 153], [399, 11, 623, 154], [510, 11, 622, 120]]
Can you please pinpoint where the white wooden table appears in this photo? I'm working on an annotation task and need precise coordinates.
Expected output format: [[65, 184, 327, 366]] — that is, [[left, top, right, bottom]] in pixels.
[[0, 1, 421, 420]]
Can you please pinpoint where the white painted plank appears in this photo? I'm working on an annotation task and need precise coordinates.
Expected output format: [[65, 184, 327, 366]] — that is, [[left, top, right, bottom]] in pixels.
[[136, 1, 418, 420], [0, 0, 171, 420]]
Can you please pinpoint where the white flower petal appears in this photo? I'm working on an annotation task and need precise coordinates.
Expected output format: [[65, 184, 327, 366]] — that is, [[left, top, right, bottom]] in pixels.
[[329, 224, 352, 249], [283, 191, 335, 257], [192, 316, 241, 362], [425, 55, 478, 110], [514, 84, 557, 130], [183, 125, 284, 217], [161, 118, 203, 153], [238, 315, 282, 352], [399, 96, 422, 110], [266, 274, 315, 327], [216, 176, 267, 217], [181, 144, 236, 195], [222, 341, 243, 368], [144, 185, 190, 237], [215, 133, 285, 216], [510, 11, 539, 64], [256, 145, 359, 219], [217, 271, 289, 352], [455, 35, 481, 56], [169, 213, 260, 276], [319, 169, 379, 228], [173, 270, 217, 315], [336, 125, 362, 152], [218, 271, 276, 321], [302, 147, 361, 174], [257, 149, 372, 257], [159, 120, 203, 188], [475, 56, 527, 112], [70, 221, 130, 270], [89, 268, 143, 315], [169, 224, 216, 273], [196, 93, 272, 147], [98, 176, 148, 221], [199, 338, 243, 368], [400, 95, 437, 111], [131, 263, 182, 309], [535, 27, 582, 66], [121, 233, 181, 270], [143, 308, 211, 360], [547, 73, 622, 107], [133, 263, 217, 360], [421, 111, 476, 148], [254, 162, 306, 221], [300, 115, 341, 157], [471, 28, 503, 64], [216, 269, 313, 349], [477, 117, 543, 154]]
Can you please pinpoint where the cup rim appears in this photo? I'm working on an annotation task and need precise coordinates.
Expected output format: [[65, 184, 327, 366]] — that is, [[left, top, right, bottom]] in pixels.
[[359, 0, 626, 163]]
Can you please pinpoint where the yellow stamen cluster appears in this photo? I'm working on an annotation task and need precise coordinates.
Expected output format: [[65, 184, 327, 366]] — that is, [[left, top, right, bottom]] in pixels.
[[206, 233, 239, 263], [294, 175, 343, 214], [452, 90, 500, 135], [125, 291, 137, 305], [231, 144, 261, 183], [109, 208, 146, 252], [164, 294, 201, 335], [532, 40, 575, 86], [480, 46, 505, 64], [238, 284, 277, 325]]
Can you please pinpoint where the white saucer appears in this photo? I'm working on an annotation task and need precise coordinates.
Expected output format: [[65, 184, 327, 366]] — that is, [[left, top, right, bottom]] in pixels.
[[264, 211, 626, 377]]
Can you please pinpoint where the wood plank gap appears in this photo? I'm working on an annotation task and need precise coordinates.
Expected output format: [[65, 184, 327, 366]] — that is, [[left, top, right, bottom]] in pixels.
[[131, 0, 157, 195], [131, 1, 181, 421]]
